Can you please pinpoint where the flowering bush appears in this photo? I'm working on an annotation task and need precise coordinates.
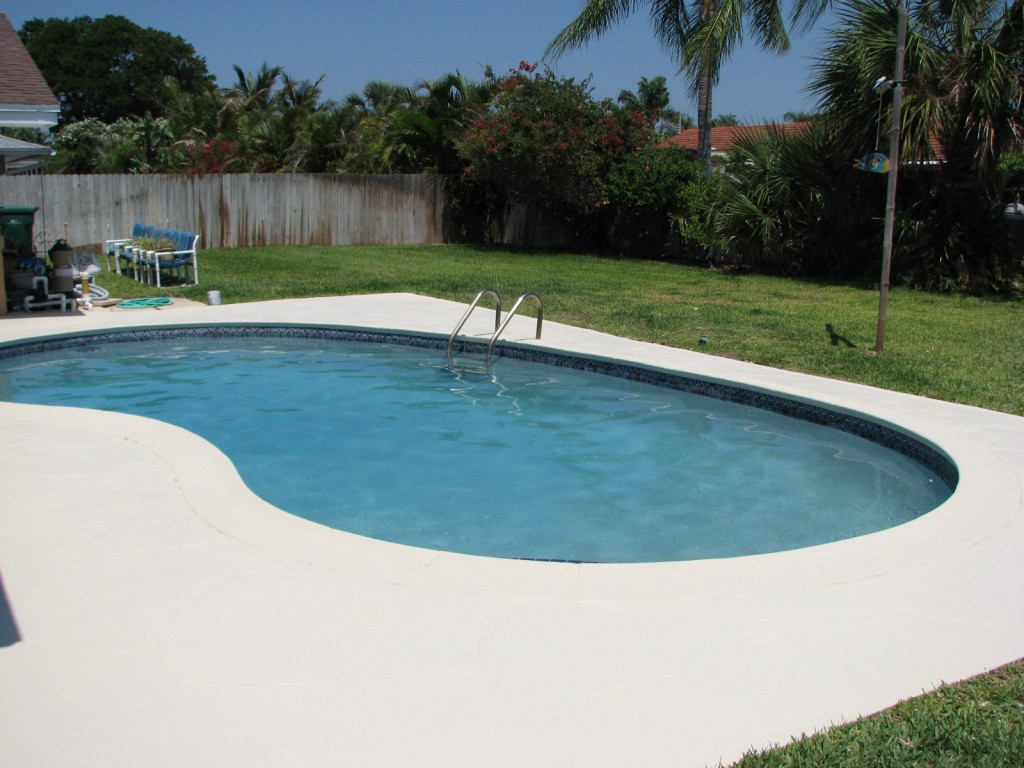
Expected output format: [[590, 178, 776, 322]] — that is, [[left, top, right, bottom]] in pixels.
[[182, 138, 239, 174], [456, 63, 653, 242], [51, 116, 176, 173]]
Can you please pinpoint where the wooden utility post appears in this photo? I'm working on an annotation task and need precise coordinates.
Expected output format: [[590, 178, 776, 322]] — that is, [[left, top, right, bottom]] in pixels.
[[874, 2, 909, 353]]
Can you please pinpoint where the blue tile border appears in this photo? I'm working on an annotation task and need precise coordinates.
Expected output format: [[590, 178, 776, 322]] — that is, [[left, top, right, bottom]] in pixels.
[[0, 325, 959, 490]]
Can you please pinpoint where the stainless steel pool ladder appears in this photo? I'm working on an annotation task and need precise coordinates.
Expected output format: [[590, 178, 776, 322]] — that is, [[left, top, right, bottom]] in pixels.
[[446, 289, 544, 363], [486, 292, 543, 364], [446, 289, 502, 358]]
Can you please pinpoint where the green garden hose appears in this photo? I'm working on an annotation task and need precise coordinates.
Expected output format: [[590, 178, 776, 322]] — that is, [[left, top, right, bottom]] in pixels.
[[115, 297, 173, 309]]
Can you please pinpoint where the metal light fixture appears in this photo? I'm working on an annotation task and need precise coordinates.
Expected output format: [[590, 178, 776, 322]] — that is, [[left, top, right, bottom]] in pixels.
[[872, 76, 894, 94]]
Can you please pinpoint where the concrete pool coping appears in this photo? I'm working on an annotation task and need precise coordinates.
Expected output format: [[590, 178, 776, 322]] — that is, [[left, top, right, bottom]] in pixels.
[[1, 293, 1021, 767]]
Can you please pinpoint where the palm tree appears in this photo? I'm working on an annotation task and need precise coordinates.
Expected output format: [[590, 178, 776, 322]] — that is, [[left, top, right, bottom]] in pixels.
[[546, 0, 808, 176], [162, 76, 231, 169], [227, 63, 284, 114], [411, 72, 495, 172], [782, 110, 818, 122], [342, 74, 494, 173], [344, 80, 414, 119], [279, 74, 327, 112], [222, 65, 344, 172], [810, 0, 1024, 290], [233, 116, 291, 172], [818, 0, 1022, 175], [297, 108, 355, 172], [413, 72, 492, 117], [617, 75, 686, 135], [342, 81, 417, 172]]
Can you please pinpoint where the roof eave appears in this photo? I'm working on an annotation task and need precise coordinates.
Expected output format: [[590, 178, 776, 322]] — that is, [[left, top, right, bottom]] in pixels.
[[0, 105, 60, 128], [1, 146, 54, 159]]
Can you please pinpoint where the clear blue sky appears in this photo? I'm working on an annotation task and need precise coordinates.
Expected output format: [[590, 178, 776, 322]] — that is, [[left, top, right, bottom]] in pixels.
[[5, 1, 838, 124]]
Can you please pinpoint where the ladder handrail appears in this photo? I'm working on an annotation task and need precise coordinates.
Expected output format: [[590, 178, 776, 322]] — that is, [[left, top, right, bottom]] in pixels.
[[446, 288, 502, 358], [486, 292, 543, 363]]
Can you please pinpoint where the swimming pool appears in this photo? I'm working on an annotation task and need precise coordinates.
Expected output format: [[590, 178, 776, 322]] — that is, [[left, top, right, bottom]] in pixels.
[[0, 326, 954, 563], [2, 295, 1022, 768]]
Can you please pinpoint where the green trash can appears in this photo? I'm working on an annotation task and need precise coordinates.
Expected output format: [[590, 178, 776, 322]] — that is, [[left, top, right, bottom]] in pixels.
[[0, 206, 39, 259]]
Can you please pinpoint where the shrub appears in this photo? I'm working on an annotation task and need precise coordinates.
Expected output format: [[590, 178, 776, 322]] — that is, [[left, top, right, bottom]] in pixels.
[[700, 122, 883, 279], [600, 145, 702, 259], [455, 62, 653, 246]]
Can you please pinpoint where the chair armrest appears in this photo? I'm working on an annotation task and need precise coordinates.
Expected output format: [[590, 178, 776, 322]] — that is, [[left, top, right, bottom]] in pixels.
[[152, 248, 195, 259]]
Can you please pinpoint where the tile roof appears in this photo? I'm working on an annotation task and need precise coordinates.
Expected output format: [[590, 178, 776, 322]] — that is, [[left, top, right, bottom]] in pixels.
[[0, 12, 59, 126], [662, 120, 949, 163], [660, 122, 812, 153]]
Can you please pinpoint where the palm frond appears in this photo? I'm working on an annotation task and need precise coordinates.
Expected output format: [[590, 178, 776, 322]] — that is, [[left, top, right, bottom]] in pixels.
[[545, 0, 647, 60]]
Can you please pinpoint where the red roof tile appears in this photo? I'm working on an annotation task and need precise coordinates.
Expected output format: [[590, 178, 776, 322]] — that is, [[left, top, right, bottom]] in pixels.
[[662, 120, 950, 163], [660, 122, 812, 153]]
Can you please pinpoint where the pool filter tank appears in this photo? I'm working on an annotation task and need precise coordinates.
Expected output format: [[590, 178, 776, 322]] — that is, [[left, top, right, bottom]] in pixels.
[[48, 239, 75, 295]]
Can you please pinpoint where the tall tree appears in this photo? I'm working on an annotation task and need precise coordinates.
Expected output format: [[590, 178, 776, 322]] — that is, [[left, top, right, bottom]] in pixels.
[[812, 0, 1023, 175], [546, 1, 821, 175], [222, 65, 350, 172], [19, 15, 213, 125], [409, 72, 495, 172], [783, 110, 818, 122], [809, 0, 1024, 291], [341, 81, 416, 172], [617, 75, 686, 135], [226, 63, 285, 115]]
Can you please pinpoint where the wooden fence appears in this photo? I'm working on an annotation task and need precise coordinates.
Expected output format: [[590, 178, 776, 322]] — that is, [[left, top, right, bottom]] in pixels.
[[0, 173, 450, 251]]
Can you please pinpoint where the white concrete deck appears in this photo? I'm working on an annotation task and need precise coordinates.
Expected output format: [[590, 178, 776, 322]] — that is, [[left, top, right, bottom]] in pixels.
[[1, 293, 1022, 768]]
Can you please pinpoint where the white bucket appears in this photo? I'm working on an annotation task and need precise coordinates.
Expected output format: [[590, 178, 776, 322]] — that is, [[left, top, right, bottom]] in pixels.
[[207, 290, 222, 305]]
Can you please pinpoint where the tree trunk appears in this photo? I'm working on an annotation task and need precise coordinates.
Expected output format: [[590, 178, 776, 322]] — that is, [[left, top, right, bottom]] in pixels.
[[696, 68, 713, 178], [696, 0, 718, 178]]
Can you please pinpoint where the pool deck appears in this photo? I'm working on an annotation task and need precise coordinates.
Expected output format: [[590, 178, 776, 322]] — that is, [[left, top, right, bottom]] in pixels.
[[1, 293, 1022, 768]]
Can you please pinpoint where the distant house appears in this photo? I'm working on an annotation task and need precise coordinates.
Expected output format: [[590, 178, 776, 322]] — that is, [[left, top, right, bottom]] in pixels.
[[0, 133, 56, 174], [661, 121, 812, 154], [662, 120, 953, 168], [659, 122, 812, 169], [0, 12, 59, 174]]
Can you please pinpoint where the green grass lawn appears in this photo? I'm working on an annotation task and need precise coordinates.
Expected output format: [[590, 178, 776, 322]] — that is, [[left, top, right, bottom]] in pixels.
[[101, 244, 1024, 767], [727, 660, 1024, 767], [105, 243, 1024, 416]]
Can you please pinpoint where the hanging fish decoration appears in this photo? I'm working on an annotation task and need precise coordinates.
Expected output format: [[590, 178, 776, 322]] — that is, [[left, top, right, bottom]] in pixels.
[[854, 151, 890, 173], [1004, 200, 1024, 223]]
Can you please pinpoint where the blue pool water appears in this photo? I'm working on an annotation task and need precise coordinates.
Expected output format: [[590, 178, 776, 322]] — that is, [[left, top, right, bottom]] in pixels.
[[0, 333, 953, 562]]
